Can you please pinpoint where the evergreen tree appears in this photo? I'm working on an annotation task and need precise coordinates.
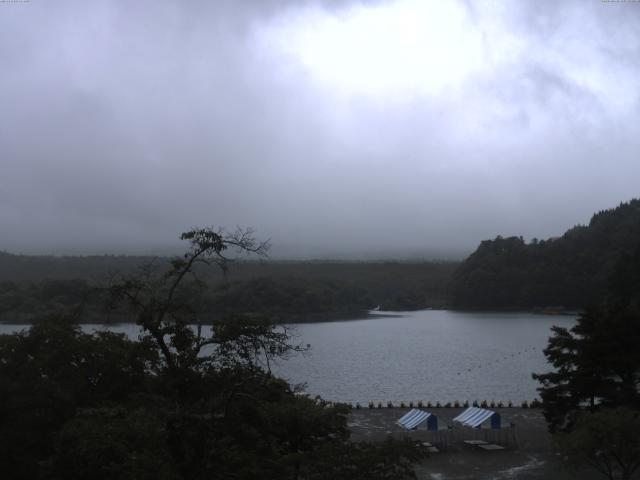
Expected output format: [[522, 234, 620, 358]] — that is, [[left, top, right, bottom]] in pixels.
[[533, 245, 640, 432], [453, 198, 640, 309]]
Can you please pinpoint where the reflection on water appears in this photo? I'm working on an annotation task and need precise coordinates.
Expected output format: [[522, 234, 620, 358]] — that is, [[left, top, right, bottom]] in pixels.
[[0, 310, 574, 403]]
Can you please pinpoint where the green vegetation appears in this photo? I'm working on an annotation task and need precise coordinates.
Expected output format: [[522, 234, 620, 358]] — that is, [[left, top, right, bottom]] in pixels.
[[555, 408, 640, 480], [0, 228, 424, 479], [4, 197, 640, 320], [534, 245, 640, 478], [206, 277, 373, 322], [534, 244, 640, 431], [0, 250, 148, 282], [0, 251, 456, 324], [0, 317, 424, 479], [452, 198, 640, 310]]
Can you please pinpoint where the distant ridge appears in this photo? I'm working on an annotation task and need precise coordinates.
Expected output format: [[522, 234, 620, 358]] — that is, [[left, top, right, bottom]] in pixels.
[[0, 253, 150, 282], [451, 198, 640, 310]]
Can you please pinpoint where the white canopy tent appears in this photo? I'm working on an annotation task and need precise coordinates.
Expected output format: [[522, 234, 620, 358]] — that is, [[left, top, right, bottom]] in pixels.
[[396, 409, 438, 430], [453, 407, 501, 429]]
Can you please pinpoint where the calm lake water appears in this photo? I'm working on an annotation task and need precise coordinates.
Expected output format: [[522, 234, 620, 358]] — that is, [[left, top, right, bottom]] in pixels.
[[271, 310, 575, 404], [0, 310, 574, 404]]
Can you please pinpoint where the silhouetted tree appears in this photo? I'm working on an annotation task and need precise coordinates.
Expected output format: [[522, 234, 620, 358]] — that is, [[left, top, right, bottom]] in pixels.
[[1, 227, 425, 479], [0, 318, 157, 480], [108, 227, 272, 372], [533, 305, 640, 432], [556, 408, 640, 480], [533, 245, 640, 433]]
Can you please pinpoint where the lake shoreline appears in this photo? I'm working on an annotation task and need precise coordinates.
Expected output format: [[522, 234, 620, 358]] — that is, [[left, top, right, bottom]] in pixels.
[[1, 311, 574, 409], [0, 307, 579, 326]]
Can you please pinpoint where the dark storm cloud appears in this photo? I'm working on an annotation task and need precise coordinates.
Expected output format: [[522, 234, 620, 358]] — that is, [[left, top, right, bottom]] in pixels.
[[1, 0, 639, 257]]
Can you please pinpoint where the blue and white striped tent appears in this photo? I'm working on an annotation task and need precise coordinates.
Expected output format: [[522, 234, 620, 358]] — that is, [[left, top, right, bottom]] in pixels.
[[453, 407, 501, 429], [396, 409, 438, 431]]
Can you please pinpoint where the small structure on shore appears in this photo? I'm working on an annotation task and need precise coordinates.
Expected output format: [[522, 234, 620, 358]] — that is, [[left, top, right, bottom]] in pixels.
[[453, 407, 501, 429], [396, 409, 438, 431]]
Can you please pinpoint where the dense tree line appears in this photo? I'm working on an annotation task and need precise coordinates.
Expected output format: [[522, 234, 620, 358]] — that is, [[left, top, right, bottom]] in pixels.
[[534, 244, 640, 430], [0, 256, 456, 323], [0, 279, 96, 322], [0, 251, 147, 282], [206, 277, 374, 322], [0, 316, 424, 479], [452, 199, 640, 309], [534, 246, 640, 479], [0, 228, 424, 479]]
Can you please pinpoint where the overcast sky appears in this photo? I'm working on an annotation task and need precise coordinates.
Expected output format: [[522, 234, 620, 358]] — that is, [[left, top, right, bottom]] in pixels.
[[1, 0, 639, 258]]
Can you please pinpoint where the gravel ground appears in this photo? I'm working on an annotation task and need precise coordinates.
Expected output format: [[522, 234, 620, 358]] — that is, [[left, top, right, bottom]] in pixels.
[[348, 408, 602, 480]]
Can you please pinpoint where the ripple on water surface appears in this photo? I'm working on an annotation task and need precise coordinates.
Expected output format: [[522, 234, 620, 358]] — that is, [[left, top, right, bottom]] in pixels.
[[271, 310, 575, 403]]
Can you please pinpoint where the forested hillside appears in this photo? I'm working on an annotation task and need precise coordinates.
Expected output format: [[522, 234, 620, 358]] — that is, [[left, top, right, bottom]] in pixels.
[[0, 253, 456, 323], [451, 199, 640, 310]]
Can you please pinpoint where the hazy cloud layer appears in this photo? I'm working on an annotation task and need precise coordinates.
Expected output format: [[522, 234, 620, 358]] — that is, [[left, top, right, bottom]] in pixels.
[[1, 0, 639, 257]]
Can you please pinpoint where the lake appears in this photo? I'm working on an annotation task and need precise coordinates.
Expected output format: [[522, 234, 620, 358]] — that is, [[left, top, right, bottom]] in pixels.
[[272, 310, 574, 404], [0, 310, 574, 404]]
